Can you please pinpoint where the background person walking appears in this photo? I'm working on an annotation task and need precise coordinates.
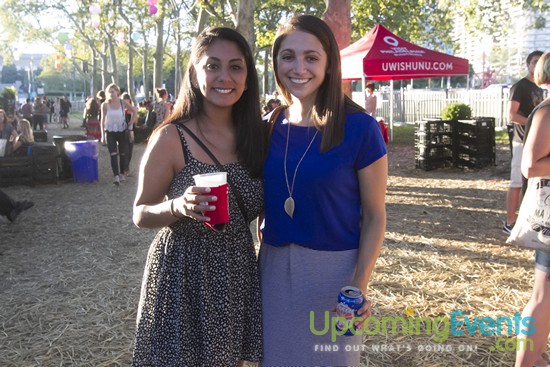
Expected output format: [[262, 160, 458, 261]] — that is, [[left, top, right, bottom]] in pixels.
[[121, 92, 135, 175], [100, 84, 136, 185], [504, 50, 544, 234], [59, 95, 72, 129], [152, 88, 172, 127]]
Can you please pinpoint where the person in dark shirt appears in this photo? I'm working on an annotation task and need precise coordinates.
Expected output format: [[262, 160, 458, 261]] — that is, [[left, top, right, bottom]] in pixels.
[[503, 50, 544, 234], [59, 95, 72, 129]]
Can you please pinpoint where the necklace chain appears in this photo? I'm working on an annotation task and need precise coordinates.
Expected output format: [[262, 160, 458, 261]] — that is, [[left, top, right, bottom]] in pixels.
[[283, 120, 319, 213]]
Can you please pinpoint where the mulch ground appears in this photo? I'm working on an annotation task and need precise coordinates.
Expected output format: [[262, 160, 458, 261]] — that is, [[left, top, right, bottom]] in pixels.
[[0, 121, 538, 366]]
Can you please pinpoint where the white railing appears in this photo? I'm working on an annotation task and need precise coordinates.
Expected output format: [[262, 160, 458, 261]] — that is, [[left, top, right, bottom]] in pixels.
[[352, 87, 512, 128]]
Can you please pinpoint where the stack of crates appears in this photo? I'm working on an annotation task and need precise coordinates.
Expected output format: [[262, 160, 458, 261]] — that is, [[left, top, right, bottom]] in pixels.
[[415, 119, 454, 170], [34, 130, 48, 143], [31, 143, 59, 184], [0, 156, 33, 187], [454, 117, 496, 169]]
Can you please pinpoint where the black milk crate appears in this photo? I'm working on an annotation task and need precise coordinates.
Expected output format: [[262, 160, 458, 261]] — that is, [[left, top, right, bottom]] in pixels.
[[455, 154, 495, 169], [416, 145, 453, 159], [416, 119, 453, 134], [33, 158, 59, 184], [416, 156, 453, 171], [31, 143, 59, 184], [457, 143, 495, 155], [30, 143, 58, 158], [415, 132, 453, 147], [0, 156, 33, 187], [34, 130, 48, 143], [457, 118, 495, 135], [456, 132, 494, 146]]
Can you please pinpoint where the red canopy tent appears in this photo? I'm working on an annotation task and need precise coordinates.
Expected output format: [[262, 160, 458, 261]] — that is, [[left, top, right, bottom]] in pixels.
[[340, 24, 469, 138]]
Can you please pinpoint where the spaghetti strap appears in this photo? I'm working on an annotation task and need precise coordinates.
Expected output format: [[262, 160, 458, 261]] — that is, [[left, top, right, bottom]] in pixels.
[[174, 123, 190, 165]]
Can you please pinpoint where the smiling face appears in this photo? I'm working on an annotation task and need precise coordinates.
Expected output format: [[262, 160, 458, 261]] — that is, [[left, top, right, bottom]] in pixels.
[[275, 30, 328, 106], [193, 39, 248, 110]]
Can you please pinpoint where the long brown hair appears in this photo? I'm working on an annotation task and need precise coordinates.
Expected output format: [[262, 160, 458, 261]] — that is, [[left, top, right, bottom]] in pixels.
[[155, 27, 266, 177], [272, 15, 364, 152]]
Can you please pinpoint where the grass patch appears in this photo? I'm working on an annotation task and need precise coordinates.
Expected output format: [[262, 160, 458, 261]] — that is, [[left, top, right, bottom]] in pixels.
[[495, 128, 509, 145], [389, 125, 415, 145]]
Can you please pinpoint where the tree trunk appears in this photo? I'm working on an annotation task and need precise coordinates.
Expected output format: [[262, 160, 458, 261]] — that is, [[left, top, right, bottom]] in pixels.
[[174, 19, 182, 96], [153, 14, 164, 88], [127, 26, 135, 99], [235, 0, 256, 52], [143, 47, 150, 99], [195, 7, 209, 37], [118, 2, 135, 99], [108, 33, 118, 85], [323, 0, 352, 97], [101, 40, 109, 89]]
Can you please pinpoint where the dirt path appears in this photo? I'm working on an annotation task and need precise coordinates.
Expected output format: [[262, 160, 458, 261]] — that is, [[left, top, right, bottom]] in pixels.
[[0, 123, 535, 366]]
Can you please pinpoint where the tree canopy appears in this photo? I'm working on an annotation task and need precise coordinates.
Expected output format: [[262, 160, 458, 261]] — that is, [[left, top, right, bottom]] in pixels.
[[0, 0, 548, 98]]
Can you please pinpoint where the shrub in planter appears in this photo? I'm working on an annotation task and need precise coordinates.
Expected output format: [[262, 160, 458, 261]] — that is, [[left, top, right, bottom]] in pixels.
[[441, 102, 472, 121]]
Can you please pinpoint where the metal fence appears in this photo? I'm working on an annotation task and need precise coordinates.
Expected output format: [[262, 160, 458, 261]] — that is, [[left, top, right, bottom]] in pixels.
[[352, 87, 512, 128]]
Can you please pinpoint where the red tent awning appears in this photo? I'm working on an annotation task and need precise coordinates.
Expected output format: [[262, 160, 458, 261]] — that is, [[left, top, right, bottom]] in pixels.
[[340, 24, 469, 81]]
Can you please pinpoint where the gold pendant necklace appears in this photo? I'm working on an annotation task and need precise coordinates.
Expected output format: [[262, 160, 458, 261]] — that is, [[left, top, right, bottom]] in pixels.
[[283, 120, 319, 218]]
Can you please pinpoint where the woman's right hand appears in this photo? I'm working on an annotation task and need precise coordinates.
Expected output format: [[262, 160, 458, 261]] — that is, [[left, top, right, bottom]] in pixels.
[[172, 186, 217, 222]]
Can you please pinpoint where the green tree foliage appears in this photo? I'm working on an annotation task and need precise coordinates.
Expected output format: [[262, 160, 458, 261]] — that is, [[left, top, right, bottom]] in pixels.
[[447, 0, 549, 40], [351, 0, 453, 50], [1, 64, 19, 84], [255, 0, 325, 49]]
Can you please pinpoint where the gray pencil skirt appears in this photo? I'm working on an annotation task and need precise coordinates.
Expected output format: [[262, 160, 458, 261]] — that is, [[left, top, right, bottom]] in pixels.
[[259, 243, 362, 367]]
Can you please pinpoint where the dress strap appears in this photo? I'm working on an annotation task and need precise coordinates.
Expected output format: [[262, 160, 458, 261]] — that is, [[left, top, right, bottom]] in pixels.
[[174, 123, 190, 165]]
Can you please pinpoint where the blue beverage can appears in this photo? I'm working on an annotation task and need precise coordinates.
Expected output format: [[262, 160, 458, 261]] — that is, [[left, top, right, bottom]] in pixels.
[[335, 286, 364, 336]]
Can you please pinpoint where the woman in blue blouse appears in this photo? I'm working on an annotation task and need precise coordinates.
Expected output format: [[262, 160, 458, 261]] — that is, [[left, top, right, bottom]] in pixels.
[[260, 15, 388, 366]]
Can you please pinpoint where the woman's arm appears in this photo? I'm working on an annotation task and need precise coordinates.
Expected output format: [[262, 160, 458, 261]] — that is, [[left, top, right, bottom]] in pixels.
[[133, 125, 213, 228], [352, 155, 388, 292], [522, 105, 550, 178], [11, 134, 22, 152]]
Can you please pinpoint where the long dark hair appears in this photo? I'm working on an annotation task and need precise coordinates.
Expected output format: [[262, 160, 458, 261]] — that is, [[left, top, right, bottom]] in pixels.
[[156, 27, 266, 177], [273, 15, 364, 152]]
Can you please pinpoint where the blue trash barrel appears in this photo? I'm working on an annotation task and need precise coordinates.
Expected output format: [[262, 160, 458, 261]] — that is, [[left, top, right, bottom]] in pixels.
[[63, 140, 99, 183]]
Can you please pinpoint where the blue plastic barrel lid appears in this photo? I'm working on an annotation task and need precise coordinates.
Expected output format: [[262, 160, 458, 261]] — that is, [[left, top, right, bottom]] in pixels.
[[63, 140, 99, 161]]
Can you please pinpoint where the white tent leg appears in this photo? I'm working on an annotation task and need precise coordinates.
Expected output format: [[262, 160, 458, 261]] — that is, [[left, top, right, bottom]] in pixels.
[[362, 74, 366, 108], [390, 79, 394, 141]]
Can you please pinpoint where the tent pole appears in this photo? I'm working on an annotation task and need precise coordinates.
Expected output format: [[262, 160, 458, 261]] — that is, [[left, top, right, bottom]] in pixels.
[[390, 79, 394, 141], [362, 74, 366, 108]]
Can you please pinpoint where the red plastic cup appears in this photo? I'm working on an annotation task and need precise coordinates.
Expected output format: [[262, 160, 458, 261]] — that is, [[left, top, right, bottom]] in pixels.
[[193, 172, 229, 231]]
